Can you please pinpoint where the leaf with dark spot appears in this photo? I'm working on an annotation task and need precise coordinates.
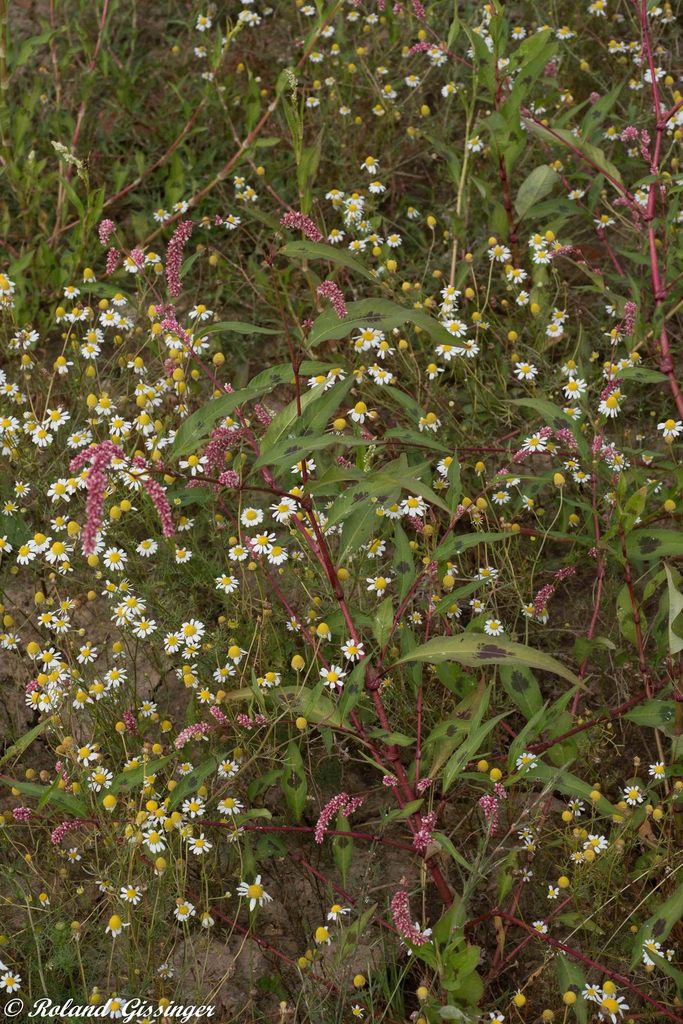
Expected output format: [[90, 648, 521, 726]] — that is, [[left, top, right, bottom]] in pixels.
[[395, 635, 581, 686], [477, 644, 509, 660], [510, 670, 529, 692]]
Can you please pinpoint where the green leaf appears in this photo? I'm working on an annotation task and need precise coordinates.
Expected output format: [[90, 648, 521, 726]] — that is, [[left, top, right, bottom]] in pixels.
[[395, 634, 581, 686], [432, 898, 467, 945], [308, 297, 463, 350], [381, 797, 424, 823], [168, 756, 219, 810], [511, 396, 576, 430], [278, 684, 345, 729], [555, 955, 587, 1023], [434, 530, 511, 562], [514, 165, 558, 221], [525, 763, 618, 816], [281, 240, 376, 282], [393, 523, 415, 602], [522, 119, 624, 188], [442, 713, 506, 792], [281, 741, 307, 822], [368, 729, 415, 747], [432, 832, 474, 873], [372, 597, 394, 648], [397, 476, 452, 515], [499, 664, 543, 721], [13, 25, 59, 68], [384, 427, 446, 454], [624, 700, 676, 729], [337, 904, 378, 959], [618, 366, 668, 384], [332, 814, 354, 886], [195, 320, 280, 339], [630, 881, 683, 969], [627, 529, 683, 562], [447, 455, 462, 510], [0, 778, 87, 817], [258, 372, 350, 454], [0, 514, 31, 548], [0, 719, 52, 767], [339, 504, 377, 561], [507, 701, 554, 772], [112, 755, 176, 794], [323, 476, 400, 532], [253, 429, 368, 471], [665, 565, 683, 655], [171, 366, 292, 459]]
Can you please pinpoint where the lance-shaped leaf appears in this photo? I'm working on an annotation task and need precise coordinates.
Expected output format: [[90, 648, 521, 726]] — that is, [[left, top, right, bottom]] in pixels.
[[522, 118, 624, 188], [281, 741, 307, 822], [665, 565, 683, 655], [630, 881, 683, 969], [308, 297, 463, 349], [0, 777, 87, 817], [627, 529, 683, 562], [194, 320, 280, 339], [394, 634, 581, 686], [171, 361, 333, 458], [281, 240, 376, 282], [168, 756, 219, 810], [515, 165, 558, 221]]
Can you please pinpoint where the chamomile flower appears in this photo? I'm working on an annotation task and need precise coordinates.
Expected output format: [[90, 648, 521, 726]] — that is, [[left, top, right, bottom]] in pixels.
[[598, 992, 629, 1023], [218, 796, 244, 816], [237, 875, 272, 911], [105, 914, 128, 937], [658, 418, 682, 440], [174, 899, 196, 922], [516, 752, 538, 772], [366, 575, 391, 594], [320, 665, 346, 689], [583, 833, 609, 854], [484, 618, 505, 636], [187, 833, 212, 856], [120, 885, 142, 905], [341, 639, 365, 662], [241, 507, 264, 527], [327, 904, 351, 922], [514, 362, 538, 381], [215, 574, 239, 594]]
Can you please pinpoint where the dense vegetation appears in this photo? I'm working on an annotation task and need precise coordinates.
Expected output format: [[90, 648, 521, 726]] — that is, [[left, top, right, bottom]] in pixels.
[[0, 1, 682, 1021]]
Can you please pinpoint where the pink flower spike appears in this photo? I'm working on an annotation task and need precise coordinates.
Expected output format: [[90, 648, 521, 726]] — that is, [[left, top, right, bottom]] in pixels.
[[280, 210, 323, 243], [165, 220, 194, 297], [98, 219, 116, 245], [390, 888, 430, 945], [317, 281, 347, 319], [314, 792, 364, 844]]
